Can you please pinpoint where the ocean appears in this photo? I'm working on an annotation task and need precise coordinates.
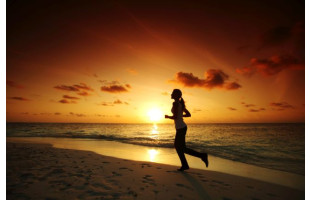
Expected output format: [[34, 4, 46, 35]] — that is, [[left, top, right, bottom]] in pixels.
[[6, 123, 305, 175]]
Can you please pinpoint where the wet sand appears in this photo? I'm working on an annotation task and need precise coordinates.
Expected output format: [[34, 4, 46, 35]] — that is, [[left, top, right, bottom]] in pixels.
[[7, 139, 304, 200]]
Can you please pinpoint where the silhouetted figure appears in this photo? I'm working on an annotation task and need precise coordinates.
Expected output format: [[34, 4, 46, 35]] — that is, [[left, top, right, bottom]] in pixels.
[[165, 89, 208, 171]]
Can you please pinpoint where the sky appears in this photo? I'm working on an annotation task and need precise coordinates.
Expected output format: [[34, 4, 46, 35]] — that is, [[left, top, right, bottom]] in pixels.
[[6, 0, 305, 123]]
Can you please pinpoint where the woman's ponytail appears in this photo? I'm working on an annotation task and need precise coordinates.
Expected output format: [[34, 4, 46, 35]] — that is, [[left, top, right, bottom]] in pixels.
[[180, 97, 185, 109]]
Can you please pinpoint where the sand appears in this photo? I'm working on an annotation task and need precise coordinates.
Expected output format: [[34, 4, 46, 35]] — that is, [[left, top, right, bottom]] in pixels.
[[7, 140, 304, 200]]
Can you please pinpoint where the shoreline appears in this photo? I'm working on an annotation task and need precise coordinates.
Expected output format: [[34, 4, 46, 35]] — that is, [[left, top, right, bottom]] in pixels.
[[7, 137, 304, 191], [7, 140, 304, 200]]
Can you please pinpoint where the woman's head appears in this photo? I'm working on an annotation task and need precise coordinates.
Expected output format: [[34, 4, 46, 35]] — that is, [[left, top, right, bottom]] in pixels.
[[171, 89, 186, 109], [171, 89, 182, 100]]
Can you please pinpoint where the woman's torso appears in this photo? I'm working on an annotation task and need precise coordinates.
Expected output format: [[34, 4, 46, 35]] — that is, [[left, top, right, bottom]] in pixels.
[[173, 102, 187, 129]]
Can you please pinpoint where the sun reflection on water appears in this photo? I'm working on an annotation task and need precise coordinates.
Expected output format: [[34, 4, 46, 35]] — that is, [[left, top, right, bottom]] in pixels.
[[147, 149, 159, 162], [149, 124, 159, 140], [151, 124, 158, 134]]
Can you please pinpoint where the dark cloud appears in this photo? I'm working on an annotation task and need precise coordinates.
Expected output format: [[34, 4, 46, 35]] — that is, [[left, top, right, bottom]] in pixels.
[[101, 85, 129, 93], [249, 109, 260, 112], [59, 99, 77, 104], [54, 83, 94, 93], [241, 102, 255, 108], [236, 55, 304, 77], [227, 107, 237, 111], [54, 85, 79, 92], [260, 26, 291, 47], [9, 97, 30, 101], [171, 70, 241, 90], [225, 82, 242, 90], [259, 23, 304, 54], [100, 80, 131, 93], [6, 80, 24, 89], [63, 95, 80, 100], [73, 83, 94, 91], [77, 91, 91, 96], [54, 112, 61, 115], [270, 102, 294, 110], [69, 112, 86, 117], [249, 108, 265, 112]]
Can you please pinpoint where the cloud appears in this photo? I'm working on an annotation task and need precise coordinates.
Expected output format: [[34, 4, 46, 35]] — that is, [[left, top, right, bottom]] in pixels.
[[170, 70, 241, 90], [6, 80, 24, 89], [63, 95, 80, 100], [77, 91, 91, 96], [260, 26, 291, 47], [54, 85, 79, 92], [9, 97, 30, 101], [259, 23, 304, 50], [113, 99, 123, 104], [236, 55, 304, 77], [54, 83, 94, 92], [225, 82, 242, 90], [249, 108, 266, 112], [270, 102, 294, 110], [54, 112, 62, 115], [241, 102, 255, 108], [100, 99, 129, 106], [69, 112, 86, 117], [96, 114, 107, 117], [101, 84, 130, 93], [101, 102, 114, 106], [73, 83, 94, 91], [59, 99, 77, 104], [161, 92, 169, 96], [227, 107, 237, 111], [114, 99, 129, 105]]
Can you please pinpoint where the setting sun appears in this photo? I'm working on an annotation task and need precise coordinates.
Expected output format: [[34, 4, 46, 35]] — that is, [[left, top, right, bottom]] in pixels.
[[147, 108, 163, 122]]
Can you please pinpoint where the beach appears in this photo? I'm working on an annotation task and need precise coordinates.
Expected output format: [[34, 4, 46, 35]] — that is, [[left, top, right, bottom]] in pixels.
[[7, 138, 304, 200]]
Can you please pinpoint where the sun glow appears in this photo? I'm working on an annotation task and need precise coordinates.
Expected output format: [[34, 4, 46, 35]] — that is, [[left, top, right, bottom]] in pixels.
[[147, 108, 163, 122]]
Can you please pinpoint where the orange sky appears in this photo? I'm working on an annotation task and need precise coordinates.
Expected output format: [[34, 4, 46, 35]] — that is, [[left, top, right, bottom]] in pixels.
[[6, 0, 305, 123]]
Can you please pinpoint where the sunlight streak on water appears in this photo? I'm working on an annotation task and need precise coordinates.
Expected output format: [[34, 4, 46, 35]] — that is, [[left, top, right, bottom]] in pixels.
[[147, 149, 159, 162]]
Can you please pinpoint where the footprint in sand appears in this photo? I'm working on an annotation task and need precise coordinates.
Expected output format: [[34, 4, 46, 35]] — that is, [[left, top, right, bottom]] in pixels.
[[112, 171, 122, 176], [119, 167, 134, 172], [142, 175, 156, 186], [140, 163, 152, 168]]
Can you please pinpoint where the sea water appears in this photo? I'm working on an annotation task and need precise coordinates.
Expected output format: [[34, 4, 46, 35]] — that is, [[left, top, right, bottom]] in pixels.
[[6, 123, 305, 175]]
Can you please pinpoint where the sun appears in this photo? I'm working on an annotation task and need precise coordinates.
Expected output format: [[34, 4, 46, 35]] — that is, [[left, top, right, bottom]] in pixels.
[[147, 108, 163, 122]]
